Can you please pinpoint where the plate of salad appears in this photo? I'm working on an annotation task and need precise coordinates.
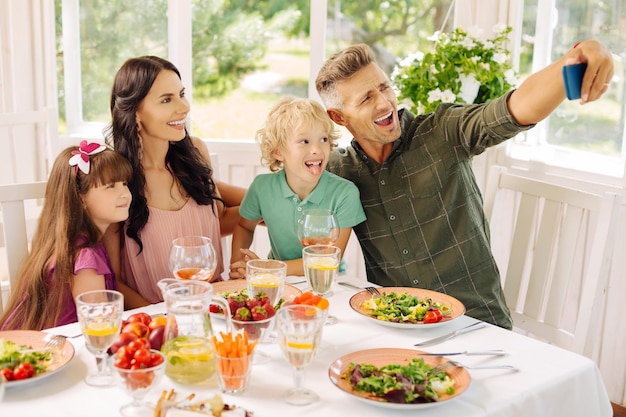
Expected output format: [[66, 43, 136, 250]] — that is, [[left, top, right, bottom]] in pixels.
[[0, 330, 75, 388], [349, 287, 464, 328], [328, 348, 470, 409]]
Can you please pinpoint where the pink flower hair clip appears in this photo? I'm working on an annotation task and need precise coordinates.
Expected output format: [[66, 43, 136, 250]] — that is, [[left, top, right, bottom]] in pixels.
[[68, 140, 107, 174]]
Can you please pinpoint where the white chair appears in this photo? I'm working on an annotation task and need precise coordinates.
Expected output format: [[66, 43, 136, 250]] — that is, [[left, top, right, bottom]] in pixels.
[[483, 166, 622, 355], [0, 182, 47, 314]]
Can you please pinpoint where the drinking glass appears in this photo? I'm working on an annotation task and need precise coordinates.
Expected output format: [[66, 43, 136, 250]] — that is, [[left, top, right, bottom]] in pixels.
[[302, 245, 340, 325], [169, 236, 217, 282], [297, 209, 339, 246], [276, 304, 325, 406], [76, 289, 124, 387], [246, 259, 287, 306]]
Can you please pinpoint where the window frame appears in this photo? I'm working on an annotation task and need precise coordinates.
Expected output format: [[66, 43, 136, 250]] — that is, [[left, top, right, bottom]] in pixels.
[[504, 0, 626, 181]]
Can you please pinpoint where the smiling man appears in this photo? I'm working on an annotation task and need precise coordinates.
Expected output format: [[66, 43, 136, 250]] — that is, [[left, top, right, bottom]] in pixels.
[[316, 42, 613, 329]]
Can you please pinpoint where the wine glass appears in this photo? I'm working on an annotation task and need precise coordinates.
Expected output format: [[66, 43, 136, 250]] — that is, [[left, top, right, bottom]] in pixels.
[[75, 289, 124, 387], [276, 304, 325, 406], [302, 245, 341, 325], [169, 236, 217, 282], [297, 209, 339, 246]]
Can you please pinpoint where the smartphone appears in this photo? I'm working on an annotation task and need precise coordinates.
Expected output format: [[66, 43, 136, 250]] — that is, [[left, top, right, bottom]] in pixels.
[[563, 63, 587, 100]]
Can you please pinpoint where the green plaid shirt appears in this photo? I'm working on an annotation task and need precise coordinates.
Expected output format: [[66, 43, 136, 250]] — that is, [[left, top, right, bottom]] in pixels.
[[328, 92, 532, 328]]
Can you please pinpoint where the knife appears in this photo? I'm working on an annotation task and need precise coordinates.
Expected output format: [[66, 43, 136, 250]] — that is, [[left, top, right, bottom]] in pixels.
[[413, 322, 486, 347], [419, 349, 507, 356]]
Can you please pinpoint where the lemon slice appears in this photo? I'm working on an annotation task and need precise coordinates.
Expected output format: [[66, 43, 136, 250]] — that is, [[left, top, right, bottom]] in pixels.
[[84, 322, 118, 336], [287, 341, 313, 350], [249, 273, 281, 288], [309, 257, 339, 270]]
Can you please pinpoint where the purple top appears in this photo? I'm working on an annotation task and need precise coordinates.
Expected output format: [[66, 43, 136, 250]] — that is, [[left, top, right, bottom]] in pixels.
[[54, 241, 119, 326]]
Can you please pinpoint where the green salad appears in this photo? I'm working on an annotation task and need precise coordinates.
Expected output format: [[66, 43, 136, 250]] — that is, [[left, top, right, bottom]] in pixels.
[[1, 338, 52, 375], [360, 291, 452, 323], [342, 357, 455, 403]]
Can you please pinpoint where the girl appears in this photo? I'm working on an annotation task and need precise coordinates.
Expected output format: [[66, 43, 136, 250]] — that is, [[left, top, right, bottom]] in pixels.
[[103, 56, 244, 306], [229, 96, 366, 277], [0, 141, 132, 330]]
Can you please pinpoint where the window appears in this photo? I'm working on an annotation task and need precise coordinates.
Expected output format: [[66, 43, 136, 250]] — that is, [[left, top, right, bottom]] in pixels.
[[510, 0, 626, 177]]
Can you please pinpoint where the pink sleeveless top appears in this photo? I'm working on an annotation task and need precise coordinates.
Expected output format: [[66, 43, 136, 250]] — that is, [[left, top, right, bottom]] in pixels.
[[121, 198, 224, 303]]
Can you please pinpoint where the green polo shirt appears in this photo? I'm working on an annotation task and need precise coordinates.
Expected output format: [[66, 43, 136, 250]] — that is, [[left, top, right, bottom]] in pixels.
[[327, 92, 533, 329], [240, 169, 366, 261]]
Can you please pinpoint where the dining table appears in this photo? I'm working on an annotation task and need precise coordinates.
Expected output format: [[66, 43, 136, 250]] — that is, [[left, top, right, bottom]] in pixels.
[[1, 276, 613, 417]]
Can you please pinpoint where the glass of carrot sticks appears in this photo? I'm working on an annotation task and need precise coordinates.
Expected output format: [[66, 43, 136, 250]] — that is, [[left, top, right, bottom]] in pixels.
[[212, 330, 257, 394]]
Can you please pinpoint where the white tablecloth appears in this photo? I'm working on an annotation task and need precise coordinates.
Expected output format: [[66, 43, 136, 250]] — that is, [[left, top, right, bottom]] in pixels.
[[1, 277, 612, 416]]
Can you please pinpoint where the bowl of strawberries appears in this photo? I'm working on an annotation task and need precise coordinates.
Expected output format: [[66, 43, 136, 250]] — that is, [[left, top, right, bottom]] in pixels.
[[227, 292, 277, 342]]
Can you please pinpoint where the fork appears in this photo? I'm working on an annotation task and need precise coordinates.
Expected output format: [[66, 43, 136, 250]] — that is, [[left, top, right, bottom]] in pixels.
[[21, 334, 67, 359], [365, 287, 381, 297], [433, 360, 519, 374]]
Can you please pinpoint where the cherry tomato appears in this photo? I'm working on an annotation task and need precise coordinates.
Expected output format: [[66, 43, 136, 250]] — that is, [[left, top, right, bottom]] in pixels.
[[13, 362, 35, 380], [1, 367, 15, 381], [133, 348, 152, 367], [127, 338, 151, 355], [149, 351, 165, 367], [423, 309, 443, 323], [114, 355, 132, 370]]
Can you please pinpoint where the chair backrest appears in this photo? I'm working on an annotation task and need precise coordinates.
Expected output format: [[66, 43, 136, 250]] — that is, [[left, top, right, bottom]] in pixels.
[[0, 182, 47, 314], [483, 166, 622, 355]]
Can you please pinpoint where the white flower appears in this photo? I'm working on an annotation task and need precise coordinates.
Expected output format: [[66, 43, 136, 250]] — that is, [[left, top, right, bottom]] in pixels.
[[427, 88, 443, 103], [417, 102, 426, 115], [505, 69, 517, 85], [427, 31, 442, 41], [458, 73, 480, 103], [400, 97, 414, 109], [493, 22, 508, 34], [440, 89, 456, 103], [493, 52, 508, 64], [460, 37, 475, 49]]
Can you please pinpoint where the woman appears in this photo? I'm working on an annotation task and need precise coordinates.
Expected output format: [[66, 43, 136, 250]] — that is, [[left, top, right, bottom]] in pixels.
[[103, 56, 244, 307]]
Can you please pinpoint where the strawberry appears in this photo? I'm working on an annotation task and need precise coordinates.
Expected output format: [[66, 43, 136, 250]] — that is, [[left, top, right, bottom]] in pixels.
[[209, 304, 222, 314], [245, 298, 262, 310], [251, 305, 268, 321], [234, 306, 252, 321], [228, 294, 247, 313], [263, 303, 276, 318]]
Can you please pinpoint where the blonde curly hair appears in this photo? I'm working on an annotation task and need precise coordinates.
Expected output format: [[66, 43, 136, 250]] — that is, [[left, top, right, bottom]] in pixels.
[[256, 96, 340, 172]]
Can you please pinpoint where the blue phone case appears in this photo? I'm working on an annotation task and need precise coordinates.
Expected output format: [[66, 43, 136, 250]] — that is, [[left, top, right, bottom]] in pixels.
[[563, 63, 587, 100]]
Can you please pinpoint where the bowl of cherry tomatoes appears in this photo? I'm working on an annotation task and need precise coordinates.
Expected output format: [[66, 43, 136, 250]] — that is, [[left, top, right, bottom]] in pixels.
[[112, 344, 165, 416]]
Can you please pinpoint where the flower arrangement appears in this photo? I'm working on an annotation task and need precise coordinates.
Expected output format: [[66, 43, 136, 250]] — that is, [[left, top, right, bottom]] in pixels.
[[391, 24, 518, 115]]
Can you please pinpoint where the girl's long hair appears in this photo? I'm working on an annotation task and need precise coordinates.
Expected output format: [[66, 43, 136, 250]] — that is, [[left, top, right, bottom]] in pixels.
[[0, 147, 132, 330], [104, 55, 220, 253]]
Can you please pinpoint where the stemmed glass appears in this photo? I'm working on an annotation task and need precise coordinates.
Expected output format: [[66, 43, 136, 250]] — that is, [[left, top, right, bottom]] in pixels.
[[169, 236, 217, 282], [243, 259, 287, 364], [276, 304, 325, 406], [302, 245, 341, 325], [75, 289, 124, 387], [297, 209, 339, 246]]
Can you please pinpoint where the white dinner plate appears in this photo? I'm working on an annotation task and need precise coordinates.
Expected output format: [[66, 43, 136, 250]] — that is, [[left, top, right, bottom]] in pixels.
[[328, 348, 470, 409], [0, 330, 75, 388], [349, 287, 465, 328]]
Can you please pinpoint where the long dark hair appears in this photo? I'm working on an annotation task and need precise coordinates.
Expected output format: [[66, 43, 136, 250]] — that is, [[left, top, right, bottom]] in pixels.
[[0, 147, 132, 330], [104, 56, 220, 253]]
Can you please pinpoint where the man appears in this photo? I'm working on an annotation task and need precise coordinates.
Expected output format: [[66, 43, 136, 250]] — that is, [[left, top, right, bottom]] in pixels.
[[316, 41, 613, 328]]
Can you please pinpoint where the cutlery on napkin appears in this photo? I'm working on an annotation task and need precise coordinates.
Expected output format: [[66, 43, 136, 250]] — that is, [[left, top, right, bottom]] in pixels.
[[413, 322, 486, 347], [419, 349, 507, 356]]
